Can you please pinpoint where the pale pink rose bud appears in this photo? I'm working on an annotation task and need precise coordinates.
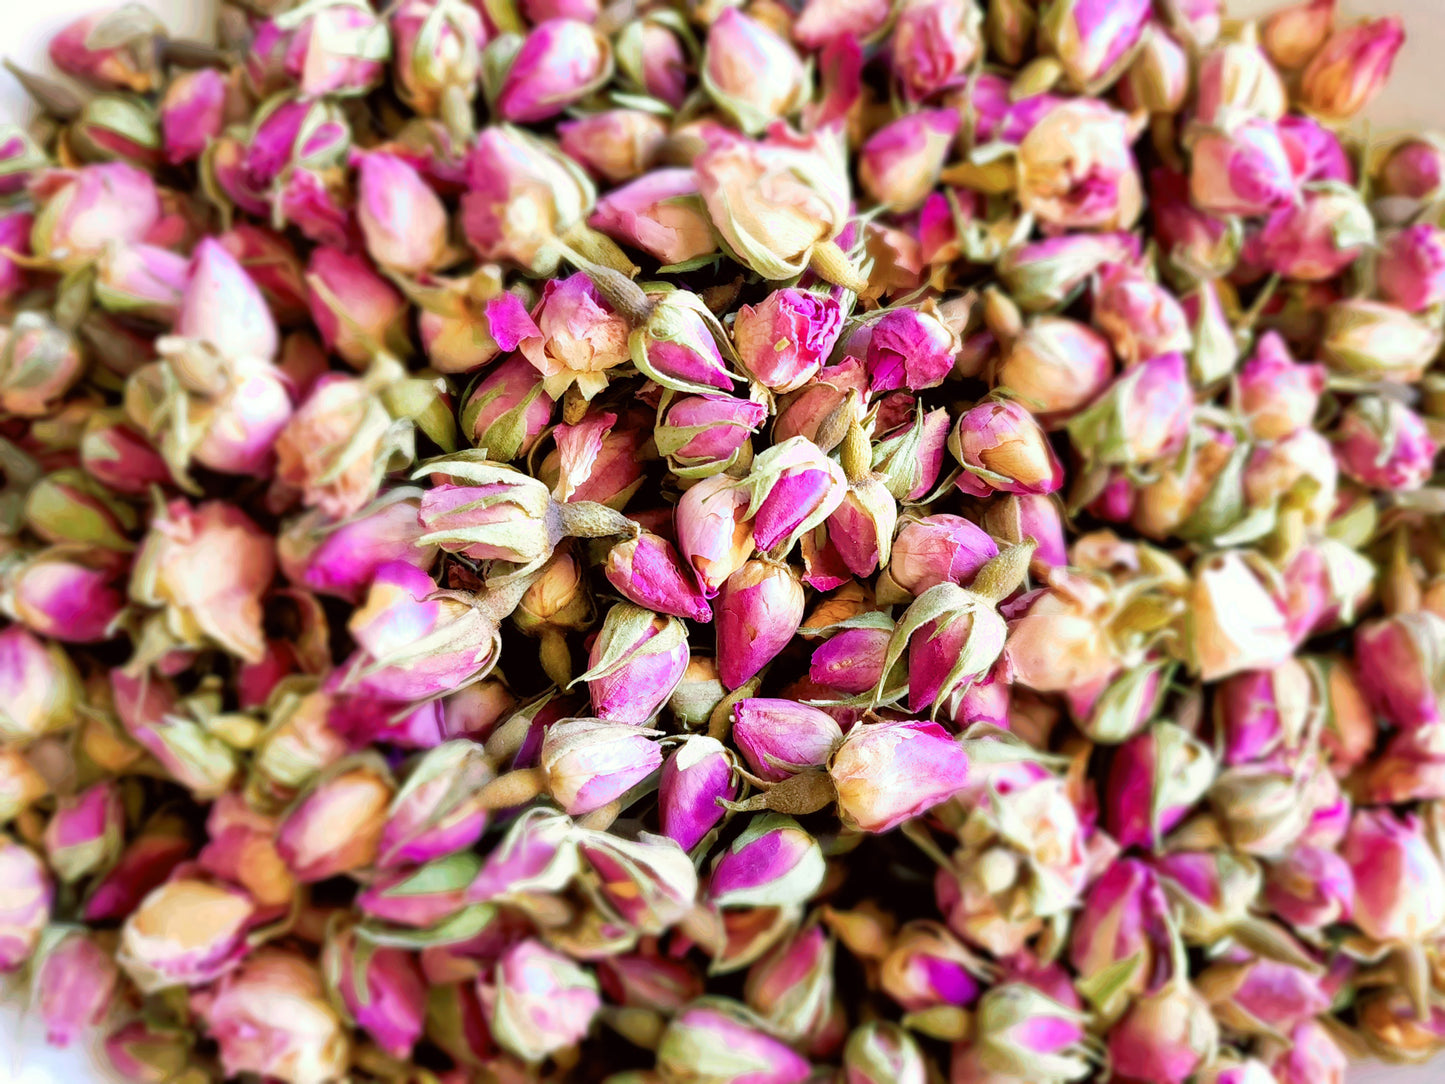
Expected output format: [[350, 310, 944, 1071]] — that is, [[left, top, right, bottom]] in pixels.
[[278, 491, 436, 605], [733, 288, 844, 394], [215, 225, 311, 325], [377, 742, 492, 868], [675, 473, 755, 598], [0, 838, 51, 970], [357, 855, 472, 928], [280, 1, 390, 98], [1067, 352, 1192, 468], [30, 163, 160, 270], [873, 405, 951, 502], [1268, 1020, 1346, 1084], [1107, 723, 1217, 849], [1377, 223, 1445, 312], [274, 374, 398, 520], [1249, 183, 1374, 282], [390, 0, 487, 118], [117, 879, 255, 992], [1232, 332, 1324, 441], [461, 356, 555, 459], [415, 469, 555, 568], [519, 272, 631, 400], [540, 718, 662, 815], [716, 560, 806, 689], [890, 514, 998, 596], [95, 242, 189, 323], [1342, 808, 1445, 943], [324, 928, 427, 1058], [809, 624, 891, 696], [1069, 859, 1171, 1009], [589, 169, 717, 266], [33, 930, 119, 1047], [195, 949, 350, 1084], [996, 317, 1114, 422], [1380, 137, 1445, 200], [130, 499, 275, 664], [998, 232, 1141, 313], [613, 19, 687, 108], [43, 781, 124, 883], [1152, 850, 1263, 946], [1195, 38, 1287, 127], [0, 313, 83, 418], [707, 813, 825, 909], [465, 805, 577, 909], [657, 999, 812, 1084], [793, 0, 891, 47], [844, 1021, 927, 1084], [1335, 396, 1437, 491], [1190, 120, 1298, 218], [483, 939, 599, 1062], [1264, 844, 1353, 930], [773, 355, 867, 445], [633, 290, 738, 394], [605, 532, 712, 623], [583, 604, 690, 723], [864, 306, 958, 393], [733, 698, 843, 782], [159, 69, 229, 165], [1017, 100, 1143, 231], [744, 924, 833, 1040], [1108, 981, 1219, 1084], [557, 110, 667, 184], [891, 0, 981, 100], [1355, 612, 1445, 731], [1322, 297, 1442, 381], [498, 19, 613, 124], [48, 7, 161, 91], [1263, 0, 1335, 68], [356, 152, 449, 276], [1199, 954, 1330, 1036], [577, 830, 698, 935], [831, 719, 970, 833], [305, 248, 409, 367], [703, 10, 807, 134], [951, 399, 1064, 496], [879, 921, 983, 1012], [657, 392, 767, 478], [1187, 550, 1294, 681], [1300, 17, 1404, 122], [277, 764, 391, 884], [1040, 0, 1151, 92], [659, 735, 736, 851], [859, 111, 957, 214], [981, 494, 1068, 575], [177, 238, 280, 363], [1120, 23, 1190, 113], [195, 794, 293, 911], [1147, 167, 1241, 282], [972, 984, 1091, 1081]]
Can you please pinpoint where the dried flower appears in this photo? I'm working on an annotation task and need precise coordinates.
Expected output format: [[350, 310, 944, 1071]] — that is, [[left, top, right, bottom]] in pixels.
[[1299, 17, 1404, 122]]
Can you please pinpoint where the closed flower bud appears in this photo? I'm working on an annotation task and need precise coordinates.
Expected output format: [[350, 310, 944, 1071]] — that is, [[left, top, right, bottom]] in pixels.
[[659, 735, 736, 851], [1268, 1020, 1347, 1084], [981, 494, 1067, 574], [1120, 23, 1190, 113], [178, 238, 280, 363], [30, 163, 159, 270], [49, 7, 161, 92], [974, 983, 1092, 1081], [1300, 17, 1404, 122], [1342, 808, 1445, 943], [832, 718, 970, 833], [1263, 0, 1335, 68], [1251, 183, 1374, 282], [1215, 660, 1316, 767], [378, 742, 492, 868], [864, 306, 959, 394], [278, 490, 436, 605], [305, 248, 409, 367], [1380, 137, 1445, 200], [391, 0, 486, 119], [1040, 0, 1151, 92], [1377, 223, 1445, 312], [632, 290, 738, 394], [733, 288, 844, 394], [1322, 297, 1441, 381], [605, 532, 712, 623], [44, 781, 124, 883], [1232, 332, 1324, 441], [117, 879, 254, 992], [859, 111, 958, 214], [1108, 981, 1219, 1084], [657, 999, 812, 1084], [996, 317, 1114, 423], [1094, 264, 1193, 368], [952, 399, 1064, 496], [484, 939, 599, 1062], [1335, 396, 1437, 491], [1355, 988, 1445, 1063], [277, 763, 392, 882], [891, 0, 982, 100], [1067, 352, 1193, 468], [0, 838, 51, 971], [1152, 849, 1262, 946], [676, 474, 755, 598], [1107, 722, 1217, 849], [1190, 119, 1297, 219], [1070, 859, 1171, 1012], [1355, 612, 1445, 731], [557, 110, 666, 185], [540, 718, 662, 816], [657, 392, 766, 479], [590, 169, 716, 266], [33, 930, 118, 1047], [999, 232, 1141, 313], [880, 920, 983, 1011], [195, 794, 293, 911], [745, 924, 833, 1040], [416, 466, 555, 567], [733, 698, 843, 782], [717, 560, 806, 689], [1264, 844, 1353, 929], [582, 604, 690, 723], [94, 242, 189, 323], [4, 547, 124, 645], [873, 404, 951, 501], [158, 68, 229, 165], [577, 829, 697, 935], [1195, 37, 1287, 127], [356, 152, 449, 276], [703, 10, 807, 134], [895, 580, 1011, 714], [0, 313, 84, 417], [321, 927, 426, 1058], [844, 1021, 926, 1084], [707, 814, 826, 909], [1187, 550, 1293, 681], [68, 94, 160, 169], [498, 19, 613, 124], [890, 514, 998, 596], [460, 356, 554, 459], [1017, 100, 1143, 232], [809, 623, 892, 696]]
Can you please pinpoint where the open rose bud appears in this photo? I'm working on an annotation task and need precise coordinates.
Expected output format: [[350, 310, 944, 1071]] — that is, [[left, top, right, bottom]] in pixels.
[[951, 399, 1065, 496], [391, 0, 487, 120], [830, 719, 970, 833], [558, 110, 667, 184], [582, 604, 690, 723], [972, 983, 1092, 1081], [589, 169, 717, 266], [1341, 808, 1445, 943], [1264, 844, 1354, 930], [890, 514, 999, 596], [733, 288, 844, 394], [1107, 723, 1217, 849], [194, 948, 350, 1084], [1189, 119, 1297, 218], [733, 698, 843, 782], [43, 781, 124, 883], [859, 111, 957, 214], [498, 19, 613, 124], [676, 473, 756, 598], [891, 0, 982, 100], [1067, 352, 1192, 468], [1299, 16, 1404, 122], [355, 152, 449, 276], [1334, 396, 1437, 492], [117, 879, 254, 992], [659, 735, 736, 851], [33, 930, 119, 1047], [996, 317, 1114, 423], [703, 9, 807, 134], [278, 490, 436, 605], [31, 163, 160, 270], [1108, 980, 1219, 1084], [1040, 0, 1151, 92], [1017, 100, 1143, 231], [657, 999, 812, 1084], [1354, 612, 1445, 731], [519, 271, 631, 400], [277, 763, 392, 882], [0, 838, 51, 971], [717, 560, 806, 689], [483, 939, 600, 1063], [632, 289, 738, 394], [540, 718, 662, 816], [1186, 551, 1294, 681], [1197, 954, 1330, 1037], [864, 306, 959, 394], [1250, 183, 1374, 283], [323, 927, 427, 1058], [1233, 332, 1325, 441], [707, 814, 826, 910], [0, 626, 80, 742], [378, 742, 492, 868], [1376, 223, 1445, 312]]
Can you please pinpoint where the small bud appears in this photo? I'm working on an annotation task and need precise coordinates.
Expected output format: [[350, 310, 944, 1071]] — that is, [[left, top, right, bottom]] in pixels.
[[356, 151, 449, 276], [872, 404, 952, 502], [657, 392, 767, 479], [279, 0, 390, 98], [1039, 0, 1151, 92], [1106, 723, 1217, 849], [558, 110, 667, 185], [159, 68, 229, 165], [998, 232, 1140, 313], [391, 0, 486, 119], [659, 735, 736, 851], [1187, 551, 1294, 681], [0, 838, 51, 971], [33, 930, 119, 1047], [744, 924, 833, 1040], [1017, 100, 1143, 232], [1268, 1020, 1347, 1084], [178, 237, 280, 363], [859, 111, 958, 214], [484, 939, 600, 1063], [1215, 660, 1316, 767], [657, 999, 813, 1084], [703, 10, 807, 134], [707, 814, 825, 909], [951, 399, 1065, 496], [31, 162, 160, 270], [864, 306, 959, 394], [1342, 808, 1445, 943], [44, 781, 125, 883], [583, 604, 690, 724], [717, 560, 806, 689], [632, 290, 738, 394], [1379, 137, 1445, 200], [277, 763, 393, 882], [1232, 332, 1324, 441], [1377, 223, 1445, 313], [1300, 17, 1404, 122], [0, 313, 85, 417], [378, 742, 493, 868], [1354, 612, 1445, 732], [540, 718, 662, 816], [1107, 981, 1219, 1084], [974, 983, 1092, 1081], [498, 19, 613, 124], [733, 288, 844, 395], [589, 169, 716, 267], [604, 532, 712, 623], [890, 514, 998, 596], [996, 317, 1114, 423], [1067, 352, 1193, 468], [676, 474, 755, 598], [305, 247, 410, 367], [892, 0, 982, 100], [1264, 0, 1336, 68], [578, 829, 698, 934], [278, 491, 436, 605], [1195, 37, 1287, 127], [1070, 859, 1171, 1013], [324, 926, 427, 1058], [733, 698, 842, 782], [117, 879, 254, 992], [1250, 183, 1374, 283], [880, 921, 984, 1012], [1120, 23, 1190, 113], [1264, 844, 1353, 930], [519, 271, 631, 400], [1335, 396, 1437, 492], [1323, 297, 1441, 381], [832, 719, 970, 833]]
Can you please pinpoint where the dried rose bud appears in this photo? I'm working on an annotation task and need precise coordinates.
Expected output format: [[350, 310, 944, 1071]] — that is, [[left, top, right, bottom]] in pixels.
[[1040, 0, 1150, 92], [498, 19, 613, 124], [1262, 0, 1335, 67], [3, 545, 126, 644], [1017, 100, 1143, 232], [996, 317, 1114, 423], [999, 232, 1140, 313], [577, 829, 698, 937], [1379, 136, 1445, 200], [378, 742, 493, 868], [1186, 550, 1294, 681], [732, 288, 844, 394], [305, 247, 410, 366], [891, 0, 982, 100], [176, 237, 280, 363], [540, 718, 662, 816], [864, 306, 959, 394], [1300, 16, 1404, 122], [890, 514, 998, 596], [72, 95, 162, 168], [156, 69, 229, 166], [717, 560, 806, 689], [981, 495, 1068, 575], [832, 719, 970, 833], [843, 1021, 926, 1084], [458, 356, 552, 457], [951, 399, 1064, 497], [1232, 332, 1324, 441], [483, 939, 599, 1062], [1070, 858, 1171, 1013], [1354, 612, 1445, 731], [1215, 659, 1316, 768], [93, 241, 188, 323], [707, 814, 826, 909], [24, 470, 132, 555], [703, 10, 807, 134], [195, 794, 293, 911], [1377, 224, 1445, 312], [1067, 352, 1192, 468], [632, 290, 738, 394], [973, 983, 1092, 1081], [583, 604, 690, 723], [1107, 723, 1217, 849], [0, 313, 84, 418], [859, 111, 957, 214], [809, 623, 891, 696], [657, 392, 767, 478], [733, 698, 843, 782], [30, 163, 160, 271], [657, 999, 812, 1084], [556, 111, 666, 186], [1198, 953, 1330, 1037], [605, 531, 711, 623], [33, 930, 119, 1047], [1189, 119, 1297, 218], [117, 879, 254, 993], [1322, 296, 1442, 381], [1355, 988, 1445, 1063], [391, 0, 487, 120], [1265, 1020, 1346, 1084], [1342, 808, 1445, 943], [1120, 23, 1190, 113], [659, 735, 736, 851], [278, 0, 390, 97], [0, 838, 51, 971], [518, 272, 631, 400], [880, 921, 983, 1011], [743, 924, 833, 1041], [278, 491, 436, 605], [676, 473, 755, 598], [277, 763, 392, 882], [1108, 980, 1219, 1084], [48, 7, 161, 91], [355, 151, 449, 276], [598, 952, 704, 1016], [323, 927, 427, 1058], [1095, 263, 1194, 368], [43, 781, 124, 883], [1264, 844, 1353, 930], [1335, 396, 1437, 492], [872, 404, 950, 501], [589, 169, 716, 266], [1250, 183, 1374, 282]]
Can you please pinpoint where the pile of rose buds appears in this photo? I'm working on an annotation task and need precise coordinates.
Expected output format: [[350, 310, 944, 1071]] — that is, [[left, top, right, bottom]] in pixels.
[[9, 0, 1445, 1082]]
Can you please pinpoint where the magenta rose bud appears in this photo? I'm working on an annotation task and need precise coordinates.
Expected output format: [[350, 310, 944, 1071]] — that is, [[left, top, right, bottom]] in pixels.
[[355, 151, 449, 276], [863, 307, 958, 393], [659, 735, 737, 851], [632, 291, 737, 394], [605, 531, 712, 623], [970, 983, 1092, 1081], [1249, 183, 1374, 282], [358, 857, 473, 929], [1106, 723, 1217, 849], [43, 781, 125, 883], [588, 169, 715, 266], [1334, 396, 1438, 491], [1354, 612, 1445, 731], [657, 999, 813, 1084], [48, 8, 161, 91], [177, 238, 279, 363], [1107, 981, 1220, 1084], [702, 10, 806, 135], [95, 242, 189, 323], [733, 288, 844, 394], [1377, 224, 1445, 312], [1300, 16, 1404, 122], [377, 742, 492, 868], [951, 399, 1065, 496], [744, 437, 849, 554], [497, 19, 612, 123], [675, 474, 755, 598], [1264, 845, 1354, 930], [33, 931, 119, 1047], [890, 0, 981, 100], [1269, 1020, 1348, 1084], [859, 110, 958, 214], [461, 354, 555, 458], [1380, 137, 1445, 199], [657, 393, 767, 478], [278, 491, 437, 605], [1189, 119, 1297, 217], [890, 514, 999, 596], [716, 560, 806, 689], [540, 718, 663, 816], [1341, 808, 1445, 943], [873, 405, 952, 501], [1091, 262, 1192, 366], [0, 208, 33, 302], [483, 939, 600, 1062], [160, 69, 228, 165], [0, 838, 51, 971], [999, 232, 1141, 312], [810, 624, 892, 696], [706, 814, 826, 910], [306, 247, 409, 367], [1070, 859, 1171, 1010], [880, 922, 983, 1012], [324, 928, 427, 1058], [282, 1, 390, 98], [5, 550, 126, 645], [732, 698, 843, 782], [830, 719, 970, 833], [1233, 332, 1325, 441], [583, 604, 690, 724], [1215, 660, 1315, 767]]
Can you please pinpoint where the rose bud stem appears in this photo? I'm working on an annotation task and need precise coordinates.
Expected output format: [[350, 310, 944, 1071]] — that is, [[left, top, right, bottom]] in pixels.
[[161, 39, 229, 69], [475, 767, 547, 811], [809, 238, 869, 294], [3, 62, 85, 119], [577, 799, 623, 831]]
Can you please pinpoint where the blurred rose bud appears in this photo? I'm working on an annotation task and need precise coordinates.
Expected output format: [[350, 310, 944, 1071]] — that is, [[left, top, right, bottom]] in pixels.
[[498, 19, 613, 124], [1279, 113, 1353, 184], [577, 829, 698, 936], [43, 781, 124, 883], [2, 547, 121, 646], [1341, 808, 1445, 943], [859, 111, 957, 214], [632, 290, 738, 394], [378, 742, 492, 868], [355, 151, 449, 276], [843, 1021, 926, 1084], [95, 242, 189, 323], [717, 560, 806, 690], [1187, 550, 1293, 681], [951, 399, 1064, 496], [1108, 980, 1220, 1084], [305, 247, 409, 366], [1334, 396, 1437, 492], [1017, 101, 1143, 231], [0, 313, 84, 418], [277, 371, 406, 520], [599, 952, 704, 1015], [1377, 223, 1445, 313], [324, 927, 427, 1058], [1215, 660, 1316, 768], [1321, 297, 1441, 381], [483, 939, 599, 1063], [583, 604, 690, 723], [1379, 136, 1445, 200], [1097, 262, 1195, 368], [1354, 612, 1445, 731], [1195, 36, 1287, 127], [1120, 23, 1190, 113], [1264, 844, 1353, 930], [1232, 332, 1324, 441], [659, 735, 736, 851], [676, 474, 755, 597], [1107, 722, 1217, 848], [278, 0, 390, 98], [973, 983, 1092, 1081], [64, 95, 155, 170], [891, 0, 982, 100], [733, 289, 843, 395], [1263, 0, 1335, 68], [558, 110, 666, 185], [1250, 182, 1374, 282], [995, 317, 1113, 424], [177, 238, 280, 363], [1067, 352, 1192, 468], [540, 718, 662, 816], [657, 999, 812, 1084], [1197, 953, 1329, 1036], [277, 763, 392, 882], [880, 920, 983, 1012], [707, 814, 825, 909], [391, 0, 486, 120], [1300, 17, 1404, 122], [832, 719, 970, 833], [278, 490, 436, 605], [30, 163, 160, 270], [703, 10, 807, 134], [999, 232, 1141, 313], [890, 514, 998, 596], [33, 930, 118, 1047], [1268, 1020, 1347, 1084], [864, 306, 958, 393], [0, 207, 31, 301], [159, 69, 229, 166], [117, 879, 254, 992], [744, 924, 833, 1040], [605, 531, 712, 623], [49, 7, 161, 91], [1040, 0, 1151, 92], [0, 838, 51, 971], [1355, 988, 1445, 1063], [614, 17, 687, 107], [196, 794, 293, 911], [1189, 119, 1296, 218], [733, 698, 842, 782], [216, 225, 311, 324]]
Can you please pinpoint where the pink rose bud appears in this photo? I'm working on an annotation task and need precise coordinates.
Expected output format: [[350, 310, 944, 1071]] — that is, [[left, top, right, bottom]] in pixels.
[[744, 924, 833, 1040], [589, 169, 716, 266], [605, 531, 712, 623], [540, 718, 662, 816], [1093, 264, 1193, 367], [583, 604, 690, 723], [831, 719, 970, 833], [1106, 723, 1217, 849], [1335, 396, 1438, 491], [1120, 23, 1191, 113], [600, 953, 704, 1016], [159, 69, 229, 165], [305, 247, 409, 366], [859, 110, 958, 214], [659, 735, 737, 851], [1070, 859, 1171, 1010], [49, 8, 161, 91], [274, 373, 400, 520], [66, 95, 160, 170], [519, 271, 631, 400], [657, 999, 813, 1084], [1249, 183, 1374, 282], [215, 225, 311, 325], [277, 763, 392, 882], [1322, 296, 1442, 381], [1300, 17, 1404, 122], [999, 232, 1141, 312], [102, 1019, 193, 1083], [33, 931, 119, 1046], [176, 238, 280, 363], [732, 698, 843, 782], [358, 854, 474, 928], [972, 984, 1092, 1081], [891, 0, 982, 100], [996, 317, 1115, 423], [0, 838, 51, 971], [0, 314, 82, 418], [844, 1021, 927, 1084], [25, 463, 138, 552], [1040, 0, 1152, 92], [1354, 612, 1445, 731], [809, 624, 892, 696], [890, 514, 998, 596], [497, 19, 613, 123], [1147, 167, 1241, 282], [707, 813, 826, 909], [1108, 981, 1220, 1084], [1017, 100, 1143, 231], [1380, 137, 1445, 200], [390, 0, 487, 119], [0, 208, 33, 301], [675, 474, 756, 597], [280, 1, 390, 98], [1198, 954, 1330, 1036], [716, 560, 806, 689], [743, 437, 850, 554], [420, 277, 534, 375], [415, 465, 555, 566], [462, 355, 555, 459], [462, 126, 594, 275], [483, 939, 600, 1062], [1377, 223, 1445, 312], [1269, 1020, 1347, 1084], [1232, 332, 1325, 441], [1215, 659, 1316, 767], [733, 288, 845, 394], [43, 781, 124, 883], [1195, 35, 1286, 125], [1264, 844, 1354, 930], [895, 580, 1011, 714], [981, 494, 1068, 575], [1278, 114, 1354, 183], [879, 921, 983, 1012], [95, 242, 189, 323], [577, 830, 698, 935], [324, 927, 427, 1058], [1189, 119, 1297, 217], [130, 499, 275, 664], [871, 403, 950, 500], [558, 110, 667, 184], [378, 742, 492, 868], [30, 163, 160, 270], [794, 0, 892, 47], [1263, 0, 1336, 68], [194, 949, 350, 1083], [1187, 550, 1294, 680], [356, 151, 450, 275], [632, 291, 738, 394], [196, 794, 293, 911], [1067, 352, 1193, 468], [1342, 808, 1445, 943], [864, 306, 959, 393], [278, 491, 437, 604], [951, 399, 1065, 496], [117, 879, 255, 992], [703, 10, 807, 134], [657, 392, 767, 478], [82, 813, 190, 924]]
